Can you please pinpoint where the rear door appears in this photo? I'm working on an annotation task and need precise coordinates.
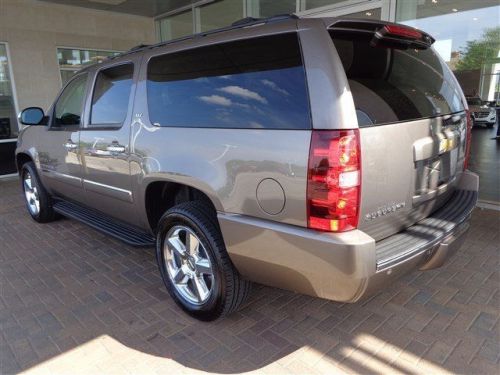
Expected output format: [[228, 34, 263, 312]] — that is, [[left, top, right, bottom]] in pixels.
[[329, 21, 468, 240], [79, 60, 137, 223]]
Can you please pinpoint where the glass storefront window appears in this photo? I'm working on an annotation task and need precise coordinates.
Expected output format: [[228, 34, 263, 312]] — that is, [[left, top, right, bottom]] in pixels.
[[339, 7, 381, 20], [304, 0, 352, 10], [57, 48, 120, 85], [397, 0, 500, 101], [0, 43, 17, 140], [157, 9, 193, 41], [250, 0, 297, 17], [199, 0, 244, 32], [157, 0, 389, 42]]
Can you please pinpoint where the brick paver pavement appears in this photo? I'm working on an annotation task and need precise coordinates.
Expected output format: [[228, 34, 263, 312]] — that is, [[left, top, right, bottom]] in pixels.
[[1, 178, 499, 374]]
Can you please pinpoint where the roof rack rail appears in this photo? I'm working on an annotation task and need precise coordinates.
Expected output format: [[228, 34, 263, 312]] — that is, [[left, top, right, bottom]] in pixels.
[[129, 44, 150, 51], [105, 13, 298, 62], [231, 13, 297, 27], [231, 17, 261, 26]]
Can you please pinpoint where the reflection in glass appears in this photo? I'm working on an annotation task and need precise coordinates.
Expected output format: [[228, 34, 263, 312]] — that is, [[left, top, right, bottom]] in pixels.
[[20, 107, 44, 126], [91, 64, 134, 124], [332, 36, 464, 126], [0, 43, 17, 139], [147, 33, 311, 130], [54, 74, 87, 126], [397, 0, 500, 100]]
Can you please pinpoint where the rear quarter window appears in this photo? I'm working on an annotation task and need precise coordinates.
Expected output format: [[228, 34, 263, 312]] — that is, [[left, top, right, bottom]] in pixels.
[[147, 33, 311, 130], [332, 35, 464, 127]]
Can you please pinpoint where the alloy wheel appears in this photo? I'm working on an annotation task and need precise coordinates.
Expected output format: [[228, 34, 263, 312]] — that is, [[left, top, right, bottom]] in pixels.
[[23, 171, 40, 216], [163, 225, 214, 305]]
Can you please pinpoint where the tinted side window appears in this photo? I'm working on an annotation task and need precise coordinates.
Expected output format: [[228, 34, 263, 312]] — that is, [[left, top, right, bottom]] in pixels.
[[54, 74, 87, 126], [91, 63, 134, 124], [147, 33, 311, 129]]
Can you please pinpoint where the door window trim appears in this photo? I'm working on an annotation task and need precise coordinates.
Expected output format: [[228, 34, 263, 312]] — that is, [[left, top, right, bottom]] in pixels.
[[49, 72, 89, 130], [83, 60, 135, 131]]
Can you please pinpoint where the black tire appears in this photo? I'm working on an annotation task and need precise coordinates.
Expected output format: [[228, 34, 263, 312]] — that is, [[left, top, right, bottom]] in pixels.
[[156, 201, 251, 321], [487, 123, 494, 128], [20, 162, 57, 223]]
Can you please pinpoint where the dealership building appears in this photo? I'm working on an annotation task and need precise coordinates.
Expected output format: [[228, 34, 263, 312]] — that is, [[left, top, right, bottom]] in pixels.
[[1, 0, 499, 177]]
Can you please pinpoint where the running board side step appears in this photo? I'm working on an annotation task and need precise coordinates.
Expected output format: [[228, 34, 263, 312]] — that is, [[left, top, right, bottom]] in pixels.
[[53, 200, 155, 247]]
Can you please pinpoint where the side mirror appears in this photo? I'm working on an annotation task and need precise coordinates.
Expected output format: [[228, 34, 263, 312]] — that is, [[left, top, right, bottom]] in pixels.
[[19, 107, 45, 126]]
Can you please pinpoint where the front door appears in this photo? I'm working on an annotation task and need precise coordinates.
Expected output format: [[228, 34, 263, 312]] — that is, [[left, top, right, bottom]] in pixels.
[[79, 61, 137, 224], [39, 73, 88, 203]]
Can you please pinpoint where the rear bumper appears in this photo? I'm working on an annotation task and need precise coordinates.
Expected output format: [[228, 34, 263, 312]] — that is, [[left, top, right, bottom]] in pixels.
[[219, 171, 479, 303]]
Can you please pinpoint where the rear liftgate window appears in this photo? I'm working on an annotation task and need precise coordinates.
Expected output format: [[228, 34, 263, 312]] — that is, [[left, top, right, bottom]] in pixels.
[[147, 33, 311, 129], [331, 32, 464, 126]]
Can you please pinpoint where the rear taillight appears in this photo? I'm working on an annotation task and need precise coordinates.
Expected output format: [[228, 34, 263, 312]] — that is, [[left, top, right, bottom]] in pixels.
[[464, 110, 473, 170], [307, 129, 361, 232], [382, 25, 423, 40]]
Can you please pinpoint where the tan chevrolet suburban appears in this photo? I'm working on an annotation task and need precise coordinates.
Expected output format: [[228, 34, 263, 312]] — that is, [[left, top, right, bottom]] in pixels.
[[15, 16, 478, 321]]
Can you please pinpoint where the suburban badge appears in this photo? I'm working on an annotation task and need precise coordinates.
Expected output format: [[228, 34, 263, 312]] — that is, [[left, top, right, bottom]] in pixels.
[[365, 202, 406, 221]]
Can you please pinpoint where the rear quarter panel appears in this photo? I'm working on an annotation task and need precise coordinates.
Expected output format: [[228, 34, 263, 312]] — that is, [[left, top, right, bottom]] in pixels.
[[130, 126, 311, 229]]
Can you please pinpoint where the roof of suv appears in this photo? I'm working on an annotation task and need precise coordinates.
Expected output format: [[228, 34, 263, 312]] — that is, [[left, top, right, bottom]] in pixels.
[[76, 14, 300, 74], [76, 15, 431, 74], [125, 14, 298, 55]]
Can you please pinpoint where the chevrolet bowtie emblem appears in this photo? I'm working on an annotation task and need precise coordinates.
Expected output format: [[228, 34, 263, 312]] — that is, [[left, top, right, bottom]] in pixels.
[[439, 138, 455, 154]]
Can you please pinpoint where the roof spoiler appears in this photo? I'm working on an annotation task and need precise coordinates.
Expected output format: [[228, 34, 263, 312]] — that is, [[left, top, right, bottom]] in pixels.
[[328, 19, 435, 49]]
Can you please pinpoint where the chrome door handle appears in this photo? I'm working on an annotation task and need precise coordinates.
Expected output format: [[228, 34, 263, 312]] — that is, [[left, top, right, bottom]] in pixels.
[[64, 141, 78, 150], [106, 145, 126, 153]]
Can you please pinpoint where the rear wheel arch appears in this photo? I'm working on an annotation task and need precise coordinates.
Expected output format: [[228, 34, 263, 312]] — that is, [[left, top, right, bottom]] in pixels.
[[144, 180, 221, 233]]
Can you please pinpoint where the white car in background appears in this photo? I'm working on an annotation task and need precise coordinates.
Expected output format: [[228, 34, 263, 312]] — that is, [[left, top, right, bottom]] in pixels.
[[467, 97, 497, 128]]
